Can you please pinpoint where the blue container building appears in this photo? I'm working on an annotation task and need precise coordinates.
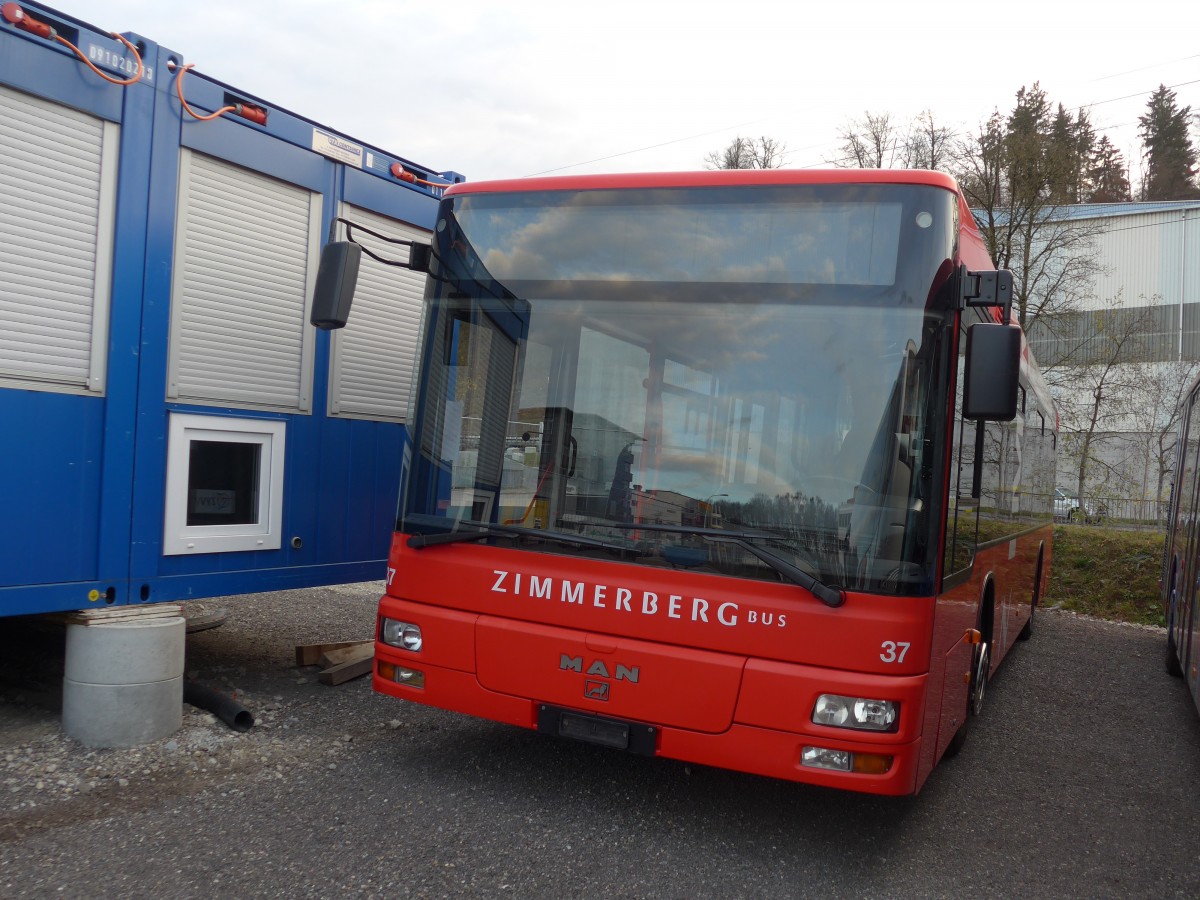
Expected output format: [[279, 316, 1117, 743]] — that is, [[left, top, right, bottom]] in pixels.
[[0, 2, 460, 617]]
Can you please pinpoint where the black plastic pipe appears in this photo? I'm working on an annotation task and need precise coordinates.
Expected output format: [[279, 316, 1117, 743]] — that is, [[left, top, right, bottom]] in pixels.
[[183, 680, 255, 732]]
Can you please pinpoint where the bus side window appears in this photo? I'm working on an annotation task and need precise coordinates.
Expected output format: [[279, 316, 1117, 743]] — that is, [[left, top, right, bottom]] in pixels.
[[945, 316, 979, 578]]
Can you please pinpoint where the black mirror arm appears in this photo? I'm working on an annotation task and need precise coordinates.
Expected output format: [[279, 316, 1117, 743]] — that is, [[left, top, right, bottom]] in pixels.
[[960, 265, 1014, 323], [335, 217, 431, 272]]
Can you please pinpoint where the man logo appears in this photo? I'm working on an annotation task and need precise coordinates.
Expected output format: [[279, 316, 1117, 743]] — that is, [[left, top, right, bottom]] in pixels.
[[558, 654, 640, 683], [584, 680, 610, 701]]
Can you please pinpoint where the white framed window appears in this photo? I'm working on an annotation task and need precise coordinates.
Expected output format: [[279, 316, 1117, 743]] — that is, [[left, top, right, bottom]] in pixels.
[[163, 412, 286, 555]]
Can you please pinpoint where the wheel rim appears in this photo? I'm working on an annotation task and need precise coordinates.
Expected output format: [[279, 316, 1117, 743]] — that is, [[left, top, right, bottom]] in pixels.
[[970, 643, 989, 716]]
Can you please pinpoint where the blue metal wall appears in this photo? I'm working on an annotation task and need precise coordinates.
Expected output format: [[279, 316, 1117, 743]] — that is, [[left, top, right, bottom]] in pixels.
[[0, 2, 457, 616]]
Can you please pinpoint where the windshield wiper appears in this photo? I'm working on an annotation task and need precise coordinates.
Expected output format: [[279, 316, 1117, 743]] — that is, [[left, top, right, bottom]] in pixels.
[[406, 522, 642, 556], [601, 521, 846, 609], [705, 535, 845, 608]]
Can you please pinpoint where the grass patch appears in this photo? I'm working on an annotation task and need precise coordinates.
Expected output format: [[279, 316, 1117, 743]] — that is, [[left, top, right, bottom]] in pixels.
[[1044, 525, 1165, 626]]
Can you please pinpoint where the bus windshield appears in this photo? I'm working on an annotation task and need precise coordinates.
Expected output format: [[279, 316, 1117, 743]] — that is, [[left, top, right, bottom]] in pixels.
[[403, 183, 959, 596]]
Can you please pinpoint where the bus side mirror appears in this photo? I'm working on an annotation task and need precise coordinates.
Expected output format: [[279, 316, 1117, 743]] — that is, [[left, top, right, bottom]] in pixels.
[[963, 322, 1020, 421], [310, 241, 362, 330]]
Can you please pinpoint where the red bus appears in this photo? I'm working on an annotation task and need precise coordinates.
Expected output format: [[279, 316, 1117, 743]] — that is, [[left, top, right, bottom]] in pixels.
[[344, 169, 1057, 796], [1163, 369, 1200, 710]]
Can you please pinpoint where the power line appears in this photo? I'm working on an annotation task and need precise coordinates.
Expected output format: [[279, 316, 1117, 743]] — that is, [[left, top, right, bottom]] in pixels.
[[532, 68, 1200, 176], [1077, 77, 1200, 111], [1089, 54, 1200, 82], [524, 117, 785, 177]]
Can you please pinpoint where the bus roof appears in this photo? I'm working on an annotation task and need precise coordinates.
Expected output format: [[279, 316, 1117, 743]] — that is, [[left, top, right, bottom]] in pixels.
[[444, 169, 962, 197]]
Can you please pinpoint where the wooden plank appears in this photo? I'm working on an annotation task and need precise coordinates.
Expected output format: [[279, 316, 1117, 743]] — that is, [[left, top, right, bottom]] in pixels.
[[317, 654, 374, 686], [318, 642, 373, 669], [59, 605, 183, 626], [295, 640, 371, 667], [68, 605, 183, 619]]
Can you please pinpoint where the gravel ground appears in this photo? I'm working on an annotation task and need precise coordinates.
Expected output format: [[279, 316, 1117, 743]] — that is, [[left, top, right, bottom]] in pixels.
[[2, 588, 1199, 898], [0, 582, 387, 832], [0, 593, 1180, 819]]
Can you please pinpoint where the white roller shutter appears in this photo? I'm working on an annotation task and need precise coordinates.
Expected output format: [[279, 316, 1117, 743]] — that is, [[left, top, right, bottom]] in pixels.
[[168, 149, 320, 412], [0, 84, 117, 394], [328, 204, 430, 421]]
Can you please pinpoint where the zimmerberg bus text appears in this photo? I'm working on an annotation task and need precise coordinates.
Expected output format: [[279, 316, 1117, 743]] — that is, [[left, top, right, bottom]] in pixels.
[[489, 569, 787, 629]]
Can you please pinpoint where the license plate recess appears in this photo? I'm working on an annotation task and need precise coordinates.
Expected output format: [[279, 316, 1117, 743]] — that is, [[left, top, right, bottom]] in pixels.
[[537, 705, 657, 756]]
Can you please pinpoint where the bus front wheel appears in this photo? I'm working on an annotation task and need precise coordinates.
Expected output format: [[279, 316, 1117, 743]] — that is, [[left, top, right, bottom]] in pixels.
[[944, 639, 989, 758]]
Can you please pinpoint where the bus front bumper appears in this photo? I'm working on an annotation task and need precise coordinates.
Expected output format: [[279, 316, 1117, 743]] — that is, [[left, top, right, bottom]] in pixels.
[[373, 601, 926, 796]]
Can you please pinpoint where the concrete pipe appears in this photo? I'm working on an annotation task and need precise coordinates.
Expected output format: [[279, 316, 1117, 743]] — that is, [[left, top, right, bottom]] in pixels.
[[62, 617, 185, 748]]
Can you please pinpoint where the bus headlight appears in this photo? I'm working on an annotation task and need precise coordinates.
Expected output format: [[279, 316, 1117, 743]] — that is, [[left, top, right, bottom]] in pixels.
[[812, 694, 851, 727], [812, 694, 898, 731], [381, 618, 423, 652]]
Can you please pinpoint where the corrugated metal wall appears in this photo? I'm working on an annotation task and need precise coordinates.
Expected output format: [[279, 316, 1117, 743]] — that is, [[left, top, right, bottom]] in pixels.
[[1027, 205, 1200, 366]]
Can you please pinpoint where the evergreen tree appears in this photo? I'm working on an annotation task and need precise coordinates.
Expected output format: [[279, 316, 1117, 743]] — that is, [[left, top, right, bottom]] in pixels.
[[1046, 104, 1092, 203], [956, 85, 1104, 340], [1071, 109, 1097, 202], [1087, 136, 1132, 203], [1138, 85, 1200, 200], [1005, 84, 1053, 205]]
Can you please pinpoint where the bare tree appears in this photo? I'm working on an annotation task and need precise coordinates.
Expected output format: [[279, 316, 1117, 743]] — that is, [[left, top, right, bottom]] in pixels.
[[749, 136, 787, 169], [704, 136, 786, 170], [833, 109, 954, 171], [834, 112, 900, 168], [904, 109, 956, 170], [1051, 296, 1159, 509], [705, 136, 752, 170], [1128, 358, 1200, 515]]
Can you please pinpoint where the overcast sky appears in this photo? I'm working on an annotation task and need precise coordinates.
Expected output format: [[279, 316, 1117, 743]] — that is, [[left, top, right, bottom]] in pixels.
[[60, 0, 1200, 186]]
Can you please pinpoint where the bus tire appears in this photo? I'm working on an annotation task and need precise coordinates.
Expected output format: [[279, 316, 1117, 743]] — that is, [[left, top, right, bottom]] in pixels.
[[944, 638, 990, 758], [1017, 605, 1034, 641], [1166, 626, 1184, 678], [1165, 565, 1184, 678], [1018, 551, 1043, 642]]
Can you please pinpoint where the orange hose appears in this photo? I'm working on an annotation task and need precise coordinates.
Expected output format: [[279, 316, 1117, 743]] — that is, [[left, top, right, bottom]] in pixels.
[[54, 31, 143, 86], [174, 62, 236, 121], [390, 164, 451, 190]]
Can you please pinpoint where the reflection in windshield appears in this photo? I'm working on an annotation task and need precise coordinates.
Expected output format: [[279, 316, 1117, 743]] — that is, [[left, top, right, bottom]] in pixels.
[[405, 293, 944, 595], [457, 193, 903, 287], [404, 184, 955, 596]]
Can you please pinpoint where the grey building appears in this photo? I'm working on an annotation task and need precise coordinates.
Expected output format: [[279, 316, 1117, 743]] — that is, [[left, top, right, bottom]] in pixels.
[[1016, 200, 1200, 519]]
